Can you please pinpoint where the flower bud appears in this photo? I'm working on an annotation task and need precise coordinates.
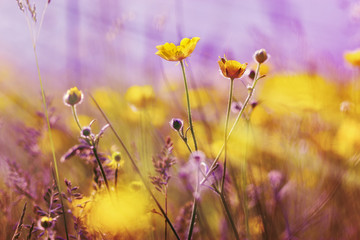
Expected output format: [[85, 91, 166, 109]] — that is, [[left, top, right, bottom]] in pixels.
[[40, 216, 53, 229], [81, 126, 92, 137], [248, 69, 256, 80], [63, 87, 83, 106], [254, 49, 269, 64], [169, 118, 183, 131]]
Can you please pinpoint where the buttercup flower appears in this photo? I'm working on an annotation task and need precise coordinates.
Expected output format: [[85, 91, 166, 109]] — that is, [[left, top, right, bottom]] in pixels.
[[155, 37, 200, 61], [344, 49, 360, 67], [108, 151, 124, 170], [63, 87, 84, 106], [218, 56, 248, 79]]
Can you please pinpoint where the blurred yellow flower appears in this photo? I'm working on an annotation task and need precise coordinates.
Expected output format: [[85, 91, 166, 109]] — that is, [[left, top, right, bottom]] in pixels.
[[155, 37, 200, 61], [344, 49, 360, 67], [81, 186, 151, 238], [108, 151, 124, 170], [125, 85, 155, 109], [218, 56, 247, 79]]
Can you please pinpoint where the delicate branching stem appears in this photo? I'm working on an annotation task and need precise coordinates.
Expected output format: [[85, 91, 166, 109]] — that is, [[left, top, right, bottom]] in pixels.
[[200, 63, 262, 186], [89, 94, 180, 240], [180, 60, 198, 151], [70, 105, 109, 192], [221, 78, 234, 193], [177, 131, 192, 153]]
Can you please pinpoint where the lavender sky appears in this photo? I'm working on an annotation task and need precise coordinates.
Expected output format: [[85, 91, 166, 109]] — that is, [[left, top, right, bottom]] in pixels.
[[1, 0, 360, 90]]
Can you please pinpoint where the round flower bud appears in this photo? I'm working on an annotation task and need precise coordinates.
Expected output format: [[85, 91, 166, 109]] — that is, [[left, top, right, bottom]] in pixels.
[[81, 126, 92, 137], [63, 87, 84, 106], [40, 216, 53, 229], [248, 69, 256, 80], [254, 49, 269, 64], [111, 151, 122, 162], [169, 118, 183, 131]]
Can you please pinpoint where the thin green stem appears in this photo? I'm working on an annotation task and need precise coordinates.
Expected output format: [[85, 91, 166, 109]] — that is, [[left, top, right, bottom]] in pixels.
[[89, 94, 180, 240], [21, 4, 68, 239], [165, 186, 168, 240], [220, 193, 240, 240], [177, 131, 192, 153], [92, 144, 110, 192], [180, 60, 199, 240], [221, 78, 234, 193], [71, 106, 82, 130], [34, 48, 69, 240], [115, 166, 118, 189], [187, 162, 200, 240], [200, 63, 262, 186], [180, 60, 198, 151]]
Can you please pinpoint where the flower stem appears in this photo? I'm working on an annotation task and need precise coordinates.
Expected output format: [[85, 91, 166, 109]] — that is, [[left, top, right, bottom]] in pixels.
[[201, 63, 262, 186], [180, 60, 199, 240], [221, 78, 234, 193], [115, 166, 119, 189], [220, 191, 240, 240], [187, 162, 200, 240], [34, 47, 69, 240], [165, 186, 168, 240], [92, 144, 110, 192], [71, 106, 82, 130], [180, 60, 198, 151]]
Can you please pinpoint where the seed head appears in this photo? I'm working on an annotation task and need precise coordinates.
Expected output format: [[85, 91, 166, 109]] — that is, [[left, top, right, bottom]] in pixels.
[[254, 49, 269, 64]]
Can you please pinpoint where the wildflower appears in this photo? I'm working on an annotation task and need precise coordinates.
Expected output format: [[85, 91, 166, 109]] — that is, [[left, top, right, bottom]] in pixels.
[[254, 49, 269, 64], [218, 56, 248, 79], [108, 151, 124, 170], [231, 101, 243, 114], [63, 87, 83, 106], [81, 126, 92, 137], [189, 150, 206, 164], [169, 118, 183, 131], [40, 216, 53, 229], [155, 37, 200, 61], [125, 85, 155, 109], [344, 48, 360, 67]]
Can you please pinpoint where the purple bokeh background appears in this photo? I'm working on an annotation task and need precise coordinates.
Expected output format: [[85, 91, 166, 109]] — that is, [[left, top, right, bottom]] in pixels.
[[1, 0, 360, 90]]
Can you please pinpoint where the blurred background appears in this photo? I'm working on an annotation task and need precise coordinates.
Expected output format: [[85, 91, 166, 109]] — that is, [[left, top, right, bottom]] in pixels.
[[1, 0, 360, 92]]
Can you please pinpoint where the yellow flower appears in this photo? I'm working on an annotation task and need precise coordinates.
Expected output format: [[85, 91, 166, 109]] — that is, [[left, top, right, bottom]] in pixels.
[[40, 216, 53, 229], [63, 87, 83, 106], [108, 151, 124, 170], [344, 49, 360, 67], [125, 85, 155, 109], [155, 37, 200, 61], [218, 56, 248, 79], [80, 186, 151, 238]]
